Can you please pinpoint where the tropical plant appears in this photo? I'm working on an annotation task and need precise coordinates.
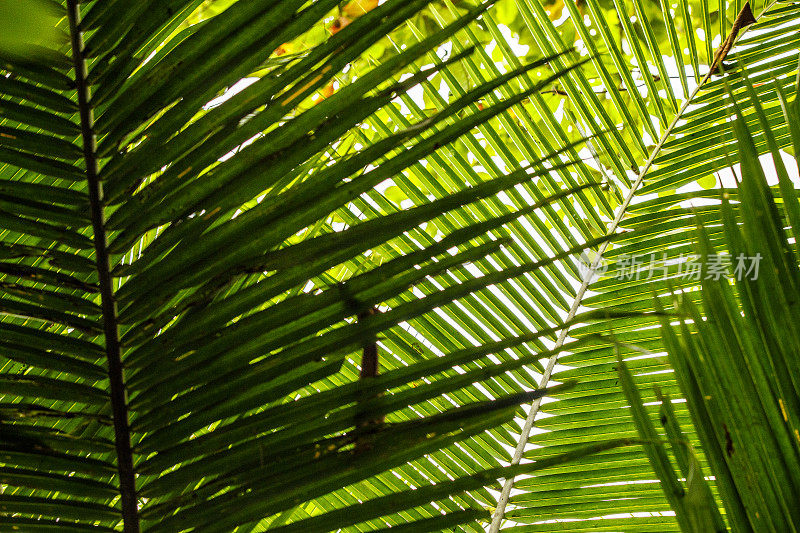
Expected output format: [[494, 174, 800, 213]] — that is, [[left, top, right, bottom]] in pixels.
[[615, 85, 800, 532], [0, 1, 628, 531], [1, 1, 799, 533]]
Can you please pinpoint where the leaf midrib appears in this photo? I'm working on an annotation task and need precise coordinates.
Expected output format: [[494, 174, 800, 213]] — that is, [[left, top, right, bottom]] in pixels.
[[65, 1, 139, 531]]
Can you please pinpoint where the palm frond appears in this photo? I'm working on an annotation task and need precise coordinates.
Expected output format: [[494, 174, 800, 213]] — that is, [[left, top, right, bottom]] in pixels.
[[0, 1, 630, 531]]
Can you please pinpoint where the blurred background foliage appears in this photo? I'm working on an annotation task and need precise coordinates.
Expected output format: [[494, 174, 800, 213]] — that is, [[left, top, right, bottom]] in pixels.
[[0, 0, 68, 65], [180, 0, 733, 174]]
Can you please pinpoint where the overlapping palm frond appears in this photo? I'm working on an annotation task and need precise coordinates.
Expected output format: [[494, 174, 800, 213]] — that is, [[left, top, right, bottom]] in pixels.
[[0, 0, 636, 531], [616, 85, 800, 533]]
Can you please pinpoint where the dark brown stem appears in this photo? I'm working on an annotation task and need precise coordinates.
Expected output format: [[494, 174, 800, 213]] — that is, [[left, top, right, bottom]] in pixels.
[[357, 308, 380, 380], [354, 307, 384, 454], [66, 2, 140, 531], [709, 2, 756, 74]]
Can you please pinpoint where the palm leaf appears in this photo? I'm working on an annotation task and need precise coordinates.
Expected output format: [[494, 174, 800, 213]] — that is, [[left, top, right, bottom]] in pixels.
[[0, 1, 631, 531]]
